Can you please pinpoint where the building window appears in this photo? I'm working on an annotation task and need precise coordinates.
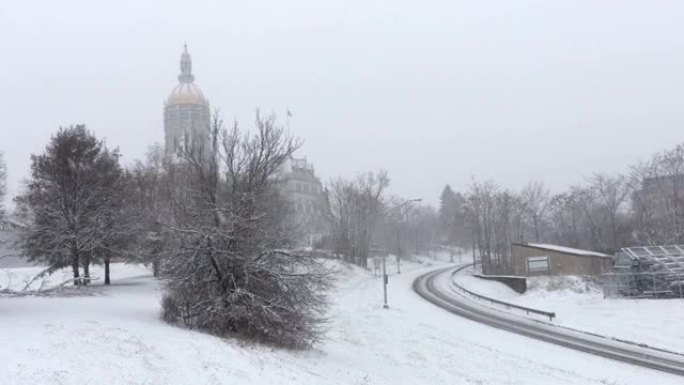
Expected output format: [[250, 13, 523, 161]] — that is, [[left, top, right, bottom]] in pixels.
[[527, 256, 550, 274]]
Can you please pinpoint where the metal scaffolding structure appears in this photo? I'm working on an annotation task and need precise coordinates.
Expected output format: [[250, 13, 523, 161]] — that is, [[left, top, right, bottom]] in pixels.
[[622, 245, 684, 273], [602, 245, 684, 298]]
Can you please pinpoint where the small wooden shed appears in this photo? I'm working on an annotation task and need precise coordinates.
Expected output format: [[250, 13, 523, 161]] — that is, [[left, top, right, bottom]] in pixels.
[[510, 243, 613, 277]]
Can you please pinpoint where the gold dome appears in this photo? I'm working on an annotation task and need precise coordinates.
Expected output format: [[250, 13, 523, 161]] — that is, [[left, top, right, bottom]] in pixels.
[[167, 82, 207, 105], [166, 44, 208, 106]]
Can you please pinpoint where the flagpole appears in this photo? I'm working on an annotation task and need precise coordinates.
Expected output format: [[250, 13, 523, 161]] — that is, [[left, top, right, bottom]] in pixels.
[[286, 106, 292, 133]]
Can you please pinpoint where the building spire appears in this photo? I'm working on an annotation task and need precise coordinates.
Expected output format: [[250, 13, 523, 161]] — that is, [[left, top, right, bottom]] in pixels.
[[178, 43, 195, 83]]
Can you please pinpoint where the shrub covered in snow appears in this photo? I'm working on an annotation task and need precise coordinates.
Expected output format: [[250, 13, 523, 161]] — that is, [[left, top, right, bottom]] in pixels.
[[158, 115, 331, 348], [527, 275, 600, 294]]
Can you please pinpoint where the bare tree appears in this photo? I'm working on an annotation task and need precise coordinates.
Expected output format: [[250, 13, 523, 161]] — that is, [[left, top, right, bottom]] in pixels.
[[405, 204, 440, 256], [631, 144, 684, 245], [326, 170, 389, 268], [326, 177, 357, 262], [586, 173, 631, 252], [547, 192, 582, 248], [160, 112, 331, 348], [465, 180, 537, 274], [126, 144, 173, 277], [465, 180, 500, 272], [521, 181, 549, 243], [461, 143, 684, 256], [376, 197, 439, 261]]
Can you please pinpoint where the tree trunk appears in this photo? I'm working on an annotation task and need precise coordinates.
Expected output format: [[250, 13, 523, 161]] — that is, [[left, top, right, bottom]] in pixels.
[[72, 257, 80, 286], [152, 258, 159, 277], [104, 255, 111, 285], [82, 252, 91, 286]]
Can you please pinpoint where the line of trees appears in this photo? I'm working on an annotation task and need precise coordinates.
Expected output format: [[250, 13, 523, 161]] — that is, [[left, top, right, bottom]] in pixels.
[[445, 142, 684, 274], [17, 118, 684, 346], [324, 171, 443, 268], [631, 144, 684, 245], [326, 170, 389, 268], [378, 197, 440, 259], [13, 115, 331, 348]]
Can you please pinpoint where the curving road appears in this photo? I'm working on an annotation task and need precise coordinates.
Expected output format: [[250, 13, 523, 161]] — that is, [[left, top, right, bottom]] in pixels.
[[413, 265, 684, 376]]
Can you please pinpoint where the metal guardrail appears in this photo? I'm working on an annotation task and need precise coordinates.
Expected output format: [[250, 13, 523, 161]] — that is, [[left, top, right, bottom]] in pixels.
[[451, 264, 556, 321], [415, 267, 684, 376]]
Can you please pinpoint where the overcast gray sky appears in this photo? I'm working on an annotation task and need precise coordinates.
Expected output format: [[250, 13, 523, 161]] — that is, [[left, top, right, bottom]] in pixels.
[[3, 0, 684, 206]]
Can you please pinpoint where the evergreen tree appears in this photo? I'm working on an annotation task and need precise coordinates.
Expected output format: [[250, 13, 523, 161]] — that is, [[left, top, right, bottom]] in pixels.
[[439, 185, 458, 244], [439, 185, 468, 250], [20, 125, 124, 285]]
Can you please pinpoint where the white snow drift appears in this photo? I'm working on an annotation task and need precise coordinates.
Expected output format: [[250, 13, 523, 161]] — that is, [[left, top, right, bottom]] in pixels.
[[454, 266, 684, 354], [0, 260, 680, 385]]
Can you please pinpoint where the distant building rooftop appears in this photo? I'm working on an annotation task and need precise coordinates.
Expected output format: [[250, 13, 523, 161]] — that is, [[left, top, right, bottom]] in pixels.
[[512, 242, 612, 258]]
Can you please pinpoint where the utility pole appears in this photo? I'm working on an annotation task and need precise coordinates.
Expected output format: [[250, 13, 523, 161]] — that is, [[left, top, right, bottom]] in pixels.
[[382, 254, 389, 308], [396, 201, 415, 274], [380, 198, 421, 309], [396, 226, 402, 274], [396, 229, 402, 274]]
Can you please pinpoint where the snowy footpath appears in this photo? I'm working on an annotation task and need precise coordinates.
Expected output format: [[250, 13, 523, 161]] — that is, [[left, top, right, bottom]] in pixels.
[[0, 261, 680, 384], [454, 267, 684, 354]]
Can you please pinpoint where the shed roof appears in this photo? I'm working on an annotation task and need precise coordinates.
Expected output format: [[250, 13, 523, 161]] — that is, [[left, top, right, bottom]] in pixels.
[[512, 242, 612, 258]]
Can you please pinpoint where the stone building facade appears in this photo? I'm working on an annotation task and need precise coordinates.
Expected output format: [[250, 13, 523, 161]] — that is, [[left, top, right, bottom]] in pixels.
[[277, 157, 328, 247], [164, 45, 211, 157]]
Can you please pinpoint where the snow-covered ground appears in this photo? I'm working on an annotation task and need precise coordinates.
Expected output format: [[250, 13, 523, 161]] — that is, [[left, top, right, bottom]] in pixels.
[[454, 266, 684, 354], [0, 259, 680, 384]]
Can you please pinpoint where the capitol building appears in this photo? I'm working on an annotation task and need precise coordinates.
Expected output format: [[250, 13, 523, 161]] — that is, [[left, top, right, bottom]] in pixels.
[[163, 46, 327, 247], [164, 45, 211, 157]]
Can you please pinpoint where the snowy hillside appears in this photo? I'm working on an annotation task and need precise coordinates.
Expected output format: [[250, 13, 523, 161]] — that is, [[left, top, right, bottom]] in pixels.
[[453, 267, 684, 354], [0, 261, 680, 384]]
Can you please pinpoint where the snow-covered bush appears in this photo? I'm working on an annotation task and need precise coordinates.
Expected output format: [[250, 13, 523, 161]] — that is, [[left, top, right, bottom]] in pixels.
[[528, 275, 600, 294], [159, 114, 331, 348]]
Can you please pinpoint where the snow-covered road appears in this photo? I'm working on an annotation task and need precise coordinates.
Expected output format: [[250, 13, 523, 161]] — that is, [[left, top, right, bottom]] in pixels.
[[0, 261, 679, 384], [453, 266, 684, 354], [416, 265, 684, 376]]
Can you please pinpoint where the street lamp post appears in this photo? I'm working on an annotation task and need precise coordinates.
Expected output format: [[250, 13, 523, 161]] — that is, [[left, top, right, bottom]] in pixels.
[[382, 254, 389, 308], [381, 198, 421, 309]]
